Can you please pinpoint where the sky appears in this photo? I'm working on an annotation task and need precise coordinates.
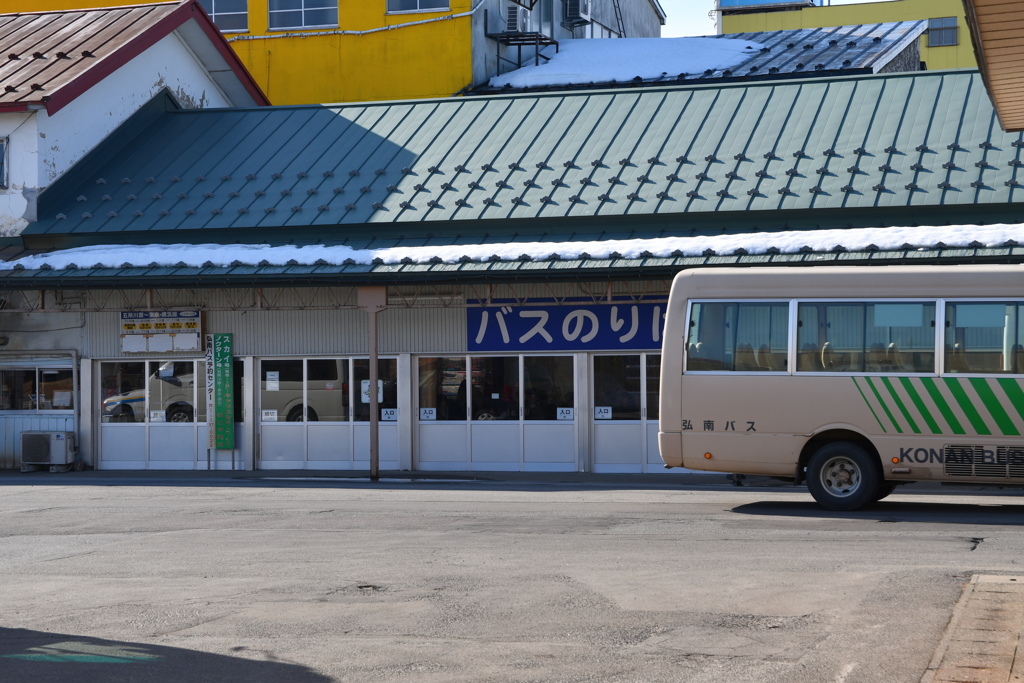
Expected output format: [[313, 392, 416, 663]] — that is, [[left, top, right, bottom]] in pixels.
[[661, 0, 869, 37]]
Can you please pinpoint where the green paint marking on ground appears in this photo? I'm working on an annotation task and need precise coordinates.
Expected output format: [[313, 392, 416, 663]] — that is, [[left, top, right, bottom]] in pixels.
[[1, 654, 153, 664], [900, 377, 942, 434], [882, 376, 920, 434], [865, 377, 902, 433], [852, 377, 886, 433], [969, 377, 1020, 436], [921, 377, 965, 435], [944, 377, 991, 435], [997, 378, 1024, 424]]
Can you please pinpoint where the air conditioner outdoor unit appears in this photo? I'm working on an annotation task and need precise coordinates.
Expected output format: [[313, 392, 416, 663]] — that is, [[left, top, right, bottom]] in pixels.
[[507, 5, 531, 33], [21, 431, 75, 471], [565, 0, 592, 23]]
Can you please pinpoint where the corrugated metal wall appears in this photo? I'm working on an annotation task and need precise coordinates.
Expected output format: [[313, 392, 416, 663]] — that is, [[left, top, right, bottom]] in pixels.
[[0, 415, 75, 469], [381, 307, 466, 355], [76, 281, 668, 359]]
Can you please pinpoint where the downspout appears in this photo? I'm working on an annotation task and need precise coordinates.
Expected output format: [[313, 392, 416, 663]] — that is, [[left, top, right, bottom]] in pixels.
[[227, 0, 488, 43]]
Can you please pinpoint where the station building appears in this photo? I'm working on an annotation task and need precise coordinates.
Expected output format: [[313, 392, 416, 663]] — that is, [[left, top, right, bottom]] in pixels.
[[3, 59, 1024, 472]]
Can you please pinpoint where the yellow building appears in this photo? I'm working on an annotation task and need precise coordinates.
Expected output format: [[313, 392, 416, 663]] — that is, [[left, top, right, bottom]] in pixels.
[[11, 0, 665, 105], [719, 0, 975, 71]]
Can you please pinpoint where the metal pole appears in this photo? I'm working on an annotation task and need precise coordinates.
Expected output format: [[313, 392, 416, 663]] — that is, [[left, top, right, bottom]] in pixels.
[[357, 287, 387, 482], [369, 308, 380, 481]]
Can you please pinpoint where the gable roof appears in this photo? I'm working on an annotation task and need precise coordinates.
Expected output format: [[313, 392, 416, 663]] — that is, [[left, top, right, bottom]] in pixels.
[[25, 69, 1024, 249], [0, 0, 268, 116]]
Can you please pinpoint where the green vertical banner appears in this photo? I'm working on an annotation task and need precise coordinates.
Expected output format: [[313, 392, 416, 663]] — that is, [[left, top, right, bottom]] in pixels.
[[205, 333, 234, 450]]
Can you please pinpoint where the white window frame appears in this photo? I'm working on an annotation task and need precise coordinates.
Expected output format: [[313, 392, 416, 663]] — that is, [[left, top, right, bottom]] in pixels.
[[198, 0, 249, 33], [268, 0, 339, 31], [385, 0, 451, 15]]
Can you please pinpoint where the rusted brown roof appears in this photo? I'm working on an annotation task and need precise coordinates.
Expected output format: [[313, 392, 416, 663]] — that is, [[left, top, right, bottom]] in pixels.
[[0, 1, 268, 115], [963, 0, 1024, 132]]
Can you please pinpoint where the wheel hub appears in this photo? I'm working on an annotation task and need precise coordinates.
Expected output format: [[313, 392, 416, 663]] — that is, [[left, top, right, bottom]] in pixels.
[[820, 457, 861, 498]]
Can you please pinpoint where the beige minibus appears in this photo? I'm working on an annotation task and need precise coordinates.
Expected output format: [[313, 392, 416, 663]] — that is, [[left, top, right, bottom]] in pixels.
[[659, 265, 1024, 510]]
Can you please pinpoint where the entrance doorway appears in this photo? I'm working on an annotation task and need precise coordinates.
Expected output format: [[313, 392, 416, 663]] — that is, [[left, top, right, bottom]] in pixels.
[[257, 357, 400, 469], [415, 354, 578, 471], [591, 353, 661, 473]]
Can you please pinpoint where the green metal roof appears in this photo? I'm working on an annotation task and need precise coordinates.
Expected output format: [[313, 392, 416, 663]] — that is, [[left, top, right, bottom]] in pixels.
[[28, 69, 1024, 247], [3, 245, 1022, 289]]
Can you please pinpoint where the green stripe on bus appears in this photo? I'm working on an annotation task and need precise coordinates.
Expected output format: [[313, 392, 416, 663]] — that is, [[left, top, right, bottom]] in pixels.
[[852, 377, 886, 433], [996, 378, 1024, 425], [865, 377, 903, 434], [882, 377, 920, 434], [969, 378, 1020, 436], [899, 377, 942, 434], [920, 377, 966, 435], [944, 378, 991, 435]]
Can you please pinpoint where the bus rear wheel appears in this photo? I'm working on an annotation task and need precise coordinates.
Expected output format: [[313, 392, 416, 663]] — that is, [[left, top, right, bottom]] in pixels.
[[806, 442, 881, 511]]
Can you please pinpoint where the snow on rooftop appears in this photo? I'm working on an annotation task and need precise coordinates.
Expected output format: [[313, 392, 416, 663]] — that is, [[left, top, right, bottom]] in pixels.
[[488, 37, 763, 90], [7, 223, 1023, 271]]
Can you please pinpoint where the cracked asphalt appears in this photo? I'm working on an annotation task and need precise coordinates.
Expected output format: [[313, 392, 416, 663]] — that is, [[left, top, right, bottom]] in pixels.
[[0, 473, 1021, 682]]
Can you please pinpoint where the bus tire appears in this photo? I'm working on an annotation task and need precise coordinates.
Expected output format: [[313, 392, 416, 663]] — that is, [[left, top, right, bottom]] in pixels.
[[806, 442, 880, 511], [873, 482, 898, 502]]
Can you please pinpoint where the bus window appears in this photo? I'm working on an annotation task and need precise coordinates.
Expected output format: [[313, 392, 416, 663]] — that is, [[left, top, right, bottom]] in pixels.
[[946, 302, 1023, 374], [687, 302, 788, 372], [798, 302, 935, 373]]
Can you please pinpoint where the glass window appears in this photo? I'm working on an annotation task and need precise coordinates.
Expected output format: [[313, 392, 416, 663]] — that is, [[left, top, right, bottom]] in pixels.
[[470, 357, 519, 421], [593, 355, 641, 420], [353, 359, 398, 421], [798, 302, 936, 373], [946, 302, 1024, 374], [198, 0, 248, 31], [928, 17, 957, 47], [419, 357, 467, 421], [387, 0, 449, 12], [38, 369, 74, 410], [1, 369, 36, 411], [269, 0, 337, 29], [0, 138, 6, 189], [261, 359, 304, 422], [100, 362, 145, 423], [687, 302, 788, 372], [307, 359, 348, 422], [646, 354, 661, 421], [523, 356, 573, 421], [148, 361, 195, 423]]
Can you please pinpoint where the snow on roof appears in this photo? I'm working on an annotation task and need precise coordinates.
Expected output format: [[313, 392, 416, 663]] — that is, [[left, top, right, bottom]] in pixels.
[[488, 38, 763, 90], [8, 223, 1023, 271]]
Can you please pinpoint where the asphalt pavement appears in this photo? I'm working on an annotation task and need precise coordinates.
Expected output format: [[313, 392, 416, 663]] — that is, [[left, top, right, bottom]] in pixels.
[[0, 471, 1021, 682]]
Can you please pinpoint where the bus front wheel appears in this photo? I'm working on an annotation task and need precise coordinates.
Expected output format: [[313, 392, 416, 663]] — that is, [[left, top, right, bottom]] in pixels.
[[806, 442, 881, 511]]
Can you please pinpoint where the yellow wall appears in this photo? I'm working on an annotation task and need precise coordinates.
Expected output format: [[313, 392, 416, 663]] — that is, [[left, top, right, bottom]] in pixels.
[[721, 0, 976, 71], [13, 0, 476, 105]]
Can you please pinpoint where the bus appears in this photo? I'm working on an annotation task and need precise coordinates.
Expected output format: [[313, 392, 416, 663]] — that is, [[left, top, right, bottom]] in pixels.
[[658, 265, 1024, 510]]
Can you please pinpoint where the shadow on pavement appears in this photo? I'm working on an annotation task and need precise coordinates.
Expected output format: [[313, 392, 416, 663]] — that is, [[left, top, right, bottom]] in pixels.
[[731, 500, 1024, 525], [0, 627, 330, 683]]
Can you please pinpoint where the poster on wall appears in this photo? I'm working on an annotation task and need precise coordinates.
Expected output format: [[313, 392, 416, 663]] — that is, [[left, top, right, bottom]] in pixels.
[[121, 311, 200, 353], [468, 302, 666, 352], [205, 333, 234, 450]]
